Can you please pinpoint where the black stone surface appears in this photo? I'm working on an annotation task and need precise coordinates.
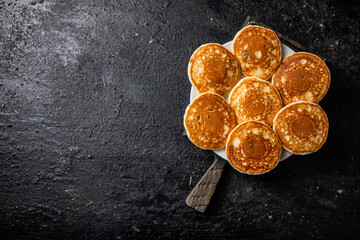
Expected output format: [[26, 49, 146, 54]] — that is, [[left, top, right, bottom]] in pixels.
[[1, 0, 360, 239]]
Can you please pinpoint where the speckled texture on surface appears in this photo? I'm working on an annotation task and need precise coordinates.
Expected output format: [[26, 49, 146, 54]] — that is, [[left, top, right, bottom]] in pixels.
[[0, 0, 360, 239]]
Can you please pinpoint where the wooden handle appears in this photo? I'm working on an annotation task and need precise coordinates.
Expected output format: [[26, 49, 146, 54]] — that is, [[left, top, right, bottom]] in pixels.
[[186, 154, 226, 212]]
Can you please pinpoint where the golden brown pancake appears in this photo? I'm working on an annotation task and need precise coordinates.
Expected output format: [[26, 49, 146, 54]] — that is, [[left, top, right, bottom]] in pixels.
[[273, 101, 329, 154], [188, 43, 241, 96], [226, 121, 282, 175], [232, 26, 281, 80], [184, 92, 238, 149], [229, 77, 282, 126], [272, 52, 330, 105]]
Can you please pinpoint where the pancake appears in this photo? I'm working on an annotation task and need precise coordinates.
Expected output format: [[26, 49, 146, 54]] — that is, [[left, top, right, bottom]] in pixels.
[[273, 101, 329, 155], [188, 43, 241, 96], [229, 77, 282, 126], [272, 52, 330, 105], [232, 26, 281, 80], [184, 92, 238, 149], [226, 121, 282, 175]]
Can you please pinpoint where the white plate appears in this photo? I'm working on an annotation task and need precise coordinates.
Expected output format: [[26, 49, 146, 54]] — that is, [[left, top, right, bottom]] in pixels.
[[189, 41, 294, 162]]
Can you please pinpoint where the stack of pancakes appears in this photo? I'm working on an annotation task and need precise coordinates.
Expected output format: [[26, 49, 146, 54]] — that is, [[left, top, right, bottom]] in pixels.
[[184, 25, 330, 175]]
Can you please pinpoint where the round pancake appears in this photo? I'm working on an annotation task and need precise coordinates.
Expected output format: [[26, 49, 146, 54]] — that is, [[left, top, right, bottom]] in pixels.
[[232, 26, 281, 80], [272, 52, 330, 105], [188, 43, 241, 96], [229, 77, 282, 126], [273, 101, 329, 155], [226, 121, 282, 175], [184, 92, 238, 149]]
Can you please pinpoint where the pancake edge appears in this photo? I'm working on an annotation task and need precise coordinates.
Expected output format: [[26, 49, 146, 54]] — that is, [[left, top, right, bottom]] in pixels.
[[187, 43, 241, 96], [271, 52, 331, 104], [228, 77, 282, 126], [183, 92, 230, 150], [232, 25, 282, 80], [272, 100, 329, 155], [225, 120, 282, 175]]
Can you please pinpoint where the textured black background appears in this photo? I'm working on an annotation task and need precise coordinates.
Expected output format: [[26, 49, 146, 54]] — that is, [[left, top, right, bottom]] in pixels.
[[1, 0, 360, 239]]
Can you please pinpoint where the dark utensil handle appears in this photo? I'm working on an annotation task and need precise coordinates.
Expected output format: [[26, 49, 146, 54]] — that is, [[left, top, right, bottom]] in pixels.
[[186, 154, 227, 212]]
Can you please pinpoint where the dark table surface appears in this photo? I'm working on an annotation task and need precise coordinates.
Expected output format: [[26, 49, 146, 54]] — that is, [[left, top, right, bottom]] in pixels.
[[1, 0, 360, 239]]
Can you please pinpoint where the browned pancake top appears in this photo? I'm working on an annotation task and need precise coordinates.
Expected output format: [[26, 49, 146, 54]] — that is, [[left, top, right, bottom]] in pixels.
[[188, 43, 241, 96], [229, 77, 282, 126], [272, 52, 330, 104], [226, 121, 282, 175], [184, 93, 238, 149], [233, 26, 281, 80], [273, 101, 329, 154]]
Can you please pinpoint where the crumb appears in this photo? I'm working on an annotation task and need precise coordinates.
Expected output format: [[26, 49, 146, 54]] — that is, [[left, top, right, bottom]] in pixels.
[[149, 40, 153, 43], [288, 212, 292, 215], [319, 23, 324, 27], [337, 189, 344, 194], [92, 82, 101, 88], [268, 215, 272, 219], [1, 103, 4, 108], [135, 33, 139, 36]]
